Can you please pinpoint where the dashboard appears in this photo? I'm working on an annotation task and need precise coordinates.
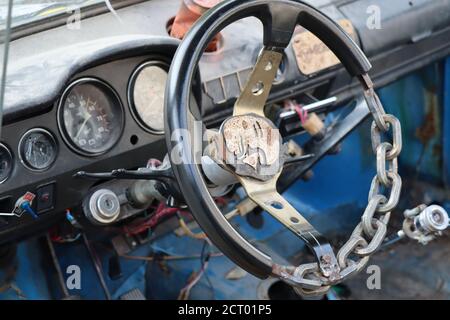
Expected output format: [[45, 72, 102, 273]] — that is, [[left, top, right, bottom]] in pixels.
[[0, 46, 176, 241], [0, 0, 449, 243]]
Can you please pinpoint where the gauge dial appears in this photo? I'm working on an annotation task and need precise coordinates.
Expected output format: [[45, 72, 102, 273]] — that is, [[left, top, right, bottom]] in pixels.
[[58, 78, 124, 156], [0, 143, 13, 183], [129, 62, 168, 134], [19, 129, 57, 171]]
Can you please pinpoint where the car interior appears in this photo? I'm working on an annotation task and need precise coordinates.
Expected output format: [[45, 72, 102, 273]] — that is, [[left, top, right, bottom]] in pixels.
[[0, 0, 449, 300]]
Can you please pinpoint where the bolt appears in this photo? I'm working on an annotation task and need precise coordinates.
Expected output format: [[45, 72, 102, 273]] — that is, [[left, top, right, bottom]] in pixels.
[[431, 210, 443, 224], [321, 254, 332, 265]]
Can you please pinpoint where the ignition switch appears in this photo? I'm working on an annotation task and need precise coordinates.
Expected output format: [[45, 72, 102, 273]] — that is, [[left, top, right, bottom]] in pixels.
[[83, 189, 121, 225]]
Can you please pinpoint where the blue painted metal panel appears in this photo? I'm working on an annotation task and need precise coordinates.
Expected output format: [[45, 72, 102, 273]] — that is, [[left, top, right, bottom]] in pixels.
[[443, 57, 450, 187], [378, 64, 444, 183], [0, 240, 52, 300]]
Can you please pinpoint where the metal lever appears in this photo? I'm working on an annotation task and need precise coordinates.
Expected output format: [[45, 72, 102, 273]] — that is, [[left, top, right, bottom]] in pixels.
[[74, 167, 175, 182], [75, 163, 183, 205]]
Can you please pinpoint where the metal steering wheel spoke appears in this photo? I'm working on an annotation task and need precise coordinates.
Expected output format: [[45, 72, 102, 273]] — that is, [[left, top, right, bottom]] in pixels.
[[237, 173, 340, 280], [233, 49, 283, 117]]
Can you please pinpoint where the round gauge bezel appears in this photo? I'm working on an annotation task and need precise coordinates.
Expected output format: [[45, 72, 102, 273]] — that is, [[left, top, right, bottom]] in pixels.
[[57, 77, 125, 157], [127, 60, 170, 135], [0, 142, 13, 183], [18, 128, 58, 172]]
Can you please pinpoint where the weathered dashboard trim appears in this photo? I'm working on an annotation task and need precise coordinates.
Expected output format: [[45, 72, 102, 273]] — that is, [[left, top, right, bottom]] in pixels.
[[3, 0, 147, 42], [3, 35, 180, 125]]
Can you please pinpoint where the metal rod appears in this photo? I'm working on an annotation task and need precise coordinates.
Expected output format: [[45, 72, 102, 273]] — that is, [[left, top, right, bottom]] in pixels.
[[380, 232, 405, 250], [279, 96, 338, 118], [82, 233, 112, 300], [45, 234, 70, 298]]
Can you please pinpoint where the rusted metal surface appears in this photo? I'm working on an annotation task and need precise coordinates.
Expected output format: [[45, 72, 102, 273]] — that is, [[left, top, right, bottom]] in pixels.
[[170, 0, 223, 52], [377, 63, 444, 182], [415, 90, 439, 146], [218, 114, 284, 180], [292, 19, 357, 75]]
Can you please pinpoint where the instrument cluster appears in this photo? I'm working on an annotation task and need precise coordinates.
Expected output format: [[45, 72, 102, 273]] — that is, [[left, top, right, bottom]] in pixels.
[[0, 59, 169, 185]]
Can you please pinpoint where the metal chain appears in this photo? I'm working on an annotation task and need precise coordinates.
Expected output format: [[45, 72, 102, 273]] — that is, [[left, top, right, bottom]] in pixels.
[[291, 89, 403, 295]]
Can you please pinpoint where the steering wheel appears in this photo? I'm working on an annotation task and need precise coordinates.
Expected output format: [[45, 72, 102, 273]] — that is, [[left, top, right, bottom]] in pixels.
[[165, 0, 402, 295]]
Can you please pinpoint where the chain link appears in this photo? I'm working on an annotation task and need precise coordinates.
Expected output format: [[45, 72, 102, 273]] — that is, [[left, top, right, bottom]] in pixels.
[[371, 114, 402, 159], [376, 142, 398, 186], [361, 194, 387, 237], [290, 89, 403, 296], [368, 172, 402, 213], [365, 88, 388, 131]]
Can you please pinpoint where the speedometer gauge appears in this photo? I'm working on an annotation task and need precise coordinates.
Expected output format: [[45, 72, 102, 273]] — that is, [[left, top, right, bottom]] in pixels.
[[128, 61, 169, 134], [58, 78, 124, 156]]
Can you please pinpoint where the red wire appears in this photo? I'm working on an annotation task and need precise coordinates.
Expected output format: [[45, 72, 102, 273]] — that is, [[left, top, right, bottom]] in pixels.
[[285, 100, 308, 124], [123, 195, 228, 236], [294, 105, 308, 124], [124, 203, 181, 235], [214, 197, 227, 206]]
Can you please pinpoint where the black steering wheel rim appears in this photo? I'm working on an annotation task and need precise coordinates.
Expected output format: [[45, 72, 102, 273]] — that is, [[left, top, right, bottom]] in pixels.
[[165, 0, 373, 279]]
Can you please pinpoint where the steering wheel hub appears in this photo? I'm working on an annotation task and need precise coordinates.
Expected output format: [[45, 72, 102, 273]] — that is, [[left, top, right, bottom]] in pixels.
[[217, 114, 284, 181]]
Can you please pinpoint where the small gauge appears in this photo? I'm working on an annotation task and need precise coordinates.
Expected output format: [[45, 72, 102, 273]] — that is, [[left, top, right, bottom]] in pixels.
[[19, 128, 57, 171], [128, 61, 169, 134], [0, 143, 13, 183], [58, 78, 124, 156]]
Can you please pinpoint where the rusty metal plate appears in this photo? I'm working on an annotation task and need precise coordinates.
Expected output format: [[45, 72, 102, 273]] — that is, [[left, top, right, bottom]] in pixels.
[[292, 19, 357, 75], [215, 114, 284, 180]]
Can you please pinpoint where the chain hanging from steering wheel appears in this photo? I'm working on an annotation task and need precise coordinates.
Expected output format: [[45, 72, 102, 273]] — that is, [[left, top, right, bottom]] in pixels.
[[276, 77, 403, 296]]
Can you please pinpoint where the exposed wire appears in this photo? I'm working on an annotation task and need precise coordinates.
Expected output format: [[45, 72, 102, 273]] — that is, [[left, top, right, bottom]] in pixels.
[[119, 252, 223, 262], [49, 210, 82, 243], [285, 99, 309, 124], [123, 202, 184, 235], [50, 233, 81, 243], [177, 214, 207, 240], [200, 241, 215, 300], [177, 241, 212, 300]]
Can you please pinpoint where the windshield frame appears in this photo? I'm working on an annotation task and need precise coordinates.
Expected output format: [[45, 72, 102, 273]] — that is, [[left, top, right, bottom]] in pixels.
[[0, 0, 13, 139], [0, 0, 145, 42]]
